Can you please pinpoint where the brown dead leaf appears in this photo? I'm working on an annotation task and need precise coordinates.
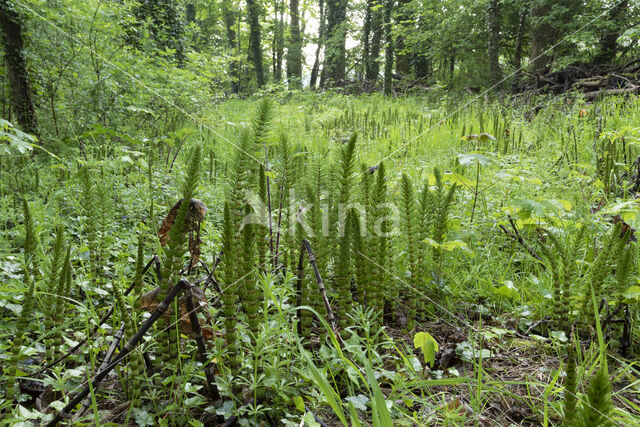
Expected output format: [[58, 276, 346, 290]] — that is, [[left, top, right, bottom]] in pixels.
[[137, 284, 215, 340], [158, 198, 208, 265]]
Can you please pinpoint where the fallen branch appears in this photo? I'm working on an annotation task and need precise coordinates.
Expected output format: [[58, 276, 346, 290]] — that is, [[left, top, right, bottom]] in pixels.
[[73, 323, 125, 420], [499, 216, 543, 263], [45, 279, 188, 427], [37, 257, 155, 374], [184, 284, 219, 401]]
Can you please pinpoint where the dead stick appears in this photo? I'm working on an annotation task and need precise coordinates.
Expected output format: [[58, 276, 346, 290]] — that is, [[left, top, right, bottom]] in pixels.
[[200, 252, 222, 293], [301, 239, 340, 339], [499, 220, 542, 262], [273, 182, 285, 269], [266, 148, 274, 258], [38, 257, 155, 374], [73, 323, 125, 420], [184, 285, 220, 401], [45, 280, 187, 427]]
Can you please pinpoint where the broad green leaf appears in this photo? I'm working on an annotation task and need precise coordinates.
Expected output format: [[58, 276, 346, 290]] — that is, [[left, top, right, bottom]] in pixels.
[[413, 332, 439, 367], [293, 395, 305, 412]]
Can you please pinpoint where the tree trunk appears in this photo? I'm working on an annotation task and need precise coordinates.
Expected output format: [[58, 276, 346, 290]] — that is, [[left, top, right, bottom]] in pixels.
[[488, 0, 501, 87], [513, 1, 528, 72], [323, 0, 347, 86], [394, 0, 410, 77], [186, 3, 196, 24], [383, 0, 394, 96], [362, 0, 372, 81], [310, 0, 325, 88], [529, 1, 554, 81], [246, 0, 265, 87], [0, 0, 37, 134], [413, 9, 430, 79], [368, 2, 382, 82], [594, 0, 628, 65], [286, 0, 302, 88], [222, 0, 240, 93]]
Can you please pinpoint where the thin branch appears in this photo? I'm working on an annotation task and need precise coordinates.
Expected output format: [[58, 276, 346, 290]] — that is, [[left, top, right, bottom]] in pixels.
[[45, 280, 188, 427]]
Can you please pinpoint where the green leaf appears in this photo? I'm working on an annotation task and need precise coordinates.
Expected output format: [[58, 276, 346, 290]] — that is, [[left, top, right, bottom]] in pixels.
[[457, 152, 492, 166], [624, 285, 640, 302], [293, 395, 305, 412], [346, 394, 369, 411], [413, 332, 439, 367], [302, 412, 321, 427], [494, 281, 520, 301]]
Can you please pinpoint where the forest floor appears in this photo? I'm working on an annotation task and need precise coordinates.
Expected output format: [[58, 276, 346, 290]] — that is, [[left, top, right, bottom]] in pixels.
[[2, 92, 640, 425]]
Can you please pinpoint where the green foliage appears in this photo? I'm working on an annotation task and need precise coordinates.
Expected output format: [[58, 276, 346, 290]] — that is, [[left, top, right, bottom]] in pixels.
[[22, 198, 36, 267], [221, 200, 240, 388], [563, 345, 579, 426], [334, 134, 358, 328], [399, 173, 418, 328], [159, 145, 201, 365], [581, 365, 613, 427]]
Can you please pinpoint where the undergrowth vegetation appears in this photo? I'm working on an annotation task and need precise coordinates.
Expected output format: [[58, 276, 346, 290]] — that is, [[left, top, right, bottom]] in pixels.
[[1, 92, 640, 425]]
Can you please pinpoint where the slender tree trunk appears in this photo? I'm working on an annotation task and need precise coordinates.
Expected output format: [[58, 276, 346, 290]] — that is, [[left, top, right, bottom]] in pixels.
[[383, 0, 394, 96], [513, 1, 528, 72], [529, 1, 554, 82], [595, 0, 628, 64], [413, 10, 430, 79], [246, 0, 265, 87], [275, 2, 285, 81], [363, 0, 371, 81], [0, 0, 37, 134], [310, 0, 324, 88], [511, 0, 528, 90], [222, 0, 240, 93], [488, 0, 501, 87], [323, 0, 347, 86], [186, 3, 196, 24], [368, 3, 382, 82], [287, 0, 302, 88], [394, 0, 410, 76]]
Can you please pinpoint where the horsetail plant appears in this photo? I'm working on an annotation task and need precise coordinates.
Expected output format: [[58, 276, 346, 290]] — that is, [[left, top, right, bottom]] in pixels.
[[369, 162, 389, 325], [334, 134, 357, 328], [159, 145, 202, 366], [399, 173, 418, 328], [44, 227, 65, 364], [221, 201, 240, 392], [114, 282, 144, 402], [6, 262, 36, 403]]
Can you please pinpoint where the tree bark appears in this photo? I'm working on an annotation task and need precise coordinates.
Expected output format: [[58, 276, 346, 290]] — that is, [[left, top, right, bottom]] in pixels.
[[594, 0, 628, 65], [246, 0, 265, 87], [323, 0, 347, 86], [0, 0, 37, 134], [383, 0, 394, 96], [222, 0, 240, 93], [287, 0, 303, 88], [488, 0, 501, 87], [362, 0, 372, 80], [394, 0, 410, 76], [513, 1, 528, 72], [309, 0, 325, 88], [368, 2, 382, 82]]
